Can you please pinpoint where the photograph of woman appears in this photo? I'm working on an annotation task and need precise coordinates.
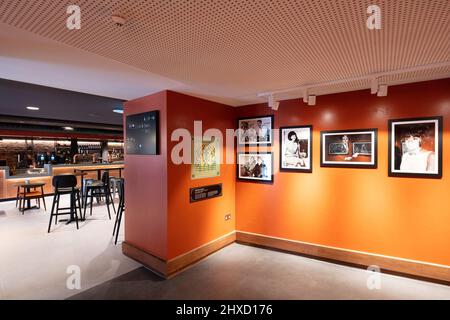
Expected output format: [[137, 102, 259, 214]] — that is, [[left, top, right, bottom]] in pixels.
[[280, 126, 312, 172], [390, 117, 442, 178]]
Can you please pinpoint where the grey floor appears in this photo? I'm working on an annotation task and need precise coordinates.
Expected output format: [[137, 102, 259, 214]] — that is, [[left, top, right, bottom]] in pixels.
[[69, 243, 450, 300], [0, 196, 140, 299]]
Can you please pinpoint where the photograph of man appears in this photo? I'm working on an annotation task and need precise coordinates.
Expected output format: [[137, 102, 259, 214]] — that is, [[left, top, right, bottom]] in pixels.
[[251, 156, 267, 178], [238, 153, 273, 182], [255, 120, 270, 142], [238, 116, 273, 145]]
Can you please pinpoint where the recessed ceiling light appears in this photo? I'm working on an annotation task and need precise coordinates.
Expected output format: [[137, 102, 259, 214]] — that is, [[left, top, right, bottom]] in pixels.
[[113, 108, 124, 114], [26, 106, 40, 111], [63, 127, 74, 131]]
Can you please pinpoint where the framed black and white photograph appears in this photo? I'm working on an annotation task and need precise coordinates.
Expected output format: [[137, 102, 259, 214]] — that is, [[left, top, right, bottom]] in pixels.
[[388, 116, 443, 179], [237, 152, 273, 183], [280, 125, 312, 173], [237, 115, 274, 146], [321, 129, 377, 168]]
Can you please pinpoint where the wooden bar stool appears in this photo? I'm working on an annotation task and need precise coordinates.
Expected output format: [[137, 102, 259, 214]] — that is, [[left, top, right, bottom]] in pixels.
[[17, 182, 47, 214]]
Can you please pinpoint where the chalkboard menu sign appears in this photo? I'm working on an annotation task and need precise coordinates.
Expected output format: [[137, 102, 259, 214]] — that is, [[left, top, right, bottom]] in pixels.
[[126, 111, 159, 155]]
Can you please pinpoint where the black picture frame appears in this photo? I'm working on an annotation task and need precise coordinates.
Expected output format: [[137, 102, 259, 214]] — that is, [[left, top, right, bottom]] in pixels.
[[279, 125, 313, 173], [125, 110, 160, 155], [320, 128, 378, 169], [237, 152, 274, 183], [237, 115, 274, 146], [388, 116, 443, 179]]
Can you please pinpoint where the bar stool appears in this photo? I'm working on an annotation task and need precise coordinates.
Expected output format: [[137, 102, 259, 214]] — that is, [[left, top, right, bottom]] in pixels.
[[112, 178, 124, 245], [83, 171, 115, 220], [16, 182, 47, 213], [48, 175, 82, 233], [109, 177, 121, 199]]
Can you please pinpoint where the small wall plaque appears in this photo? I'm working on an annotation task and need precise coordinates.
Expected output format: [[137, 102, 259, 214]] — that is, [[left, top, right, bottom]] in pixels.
[[190, 184, 222, 203]]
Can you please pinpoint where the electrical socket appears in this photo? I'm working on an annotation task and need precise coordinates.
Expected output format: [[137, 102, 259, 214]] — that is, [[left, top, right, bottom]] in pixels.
[[225, 214, 232, 221]]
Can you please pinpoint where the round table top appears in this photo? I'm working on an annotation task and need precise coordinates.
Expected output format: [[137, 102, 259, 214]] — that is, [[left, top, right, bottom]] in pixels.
[[17, 181, 46, 188]]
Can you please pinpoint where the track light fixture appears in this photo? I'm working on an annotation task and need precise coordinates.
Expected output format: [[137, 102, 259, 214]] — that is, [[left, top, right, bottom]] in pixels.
[[307, 95, 316, 106], [268, 94, 280, 110], [377, 84, 388, 97], [370, 78, 379, 94], [257, 62, 449, 107], [302, 89, 316, 106]]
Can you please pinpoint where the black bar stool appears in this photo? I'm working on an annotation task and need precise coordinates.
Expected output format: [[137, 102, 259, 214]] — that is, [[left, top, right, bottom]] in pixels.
[[83, 171, 115, 220], [48, 175, 82, 233], [112, 178, 124, 245]]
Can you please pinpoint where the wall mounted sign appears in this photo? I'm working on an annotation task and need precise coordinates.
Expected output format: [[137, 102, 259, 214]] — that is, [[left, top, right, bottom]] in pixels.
[[237, 115, 274, 146], [321, 129, 378, 168], [190, 184, 223, 202], [237, 152, 274, 183], [125, 111, 159, 155], [191, 136, 220, 179], [388, 116, 442, 179], [280, 125, 312, 173]]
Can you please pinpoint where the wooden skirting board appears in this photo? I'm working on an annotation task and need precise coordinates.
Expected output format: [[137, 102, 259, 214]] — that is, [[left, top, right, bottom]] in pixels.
[[122, 231, 236, 279], [235, 231, 450, 284], [123, 230, 449, 283]]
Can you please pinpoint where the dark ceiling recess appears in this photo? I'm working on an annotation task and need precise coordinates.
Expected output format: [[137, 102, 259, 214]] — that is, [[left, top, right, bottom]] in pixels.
[[0, 78, 125, 125], [0, 115, 123, 139]]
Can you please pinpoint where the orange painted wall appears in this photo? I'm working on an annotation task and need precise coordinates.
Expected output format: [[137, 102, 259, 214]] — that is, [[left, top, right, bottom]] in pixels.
[[235, 79, 450, 266], [124, 91, 168, 259], [166, 91, 236, 259]]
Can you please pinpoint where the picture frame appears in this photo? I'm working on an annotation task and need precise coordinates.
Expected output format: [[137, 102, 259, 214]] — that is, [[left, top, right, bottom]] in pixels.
[[320, 128, 378, 168], [191, 136, 220, 180], [388, 116, 443, 179], [237, 152, 274, 183], [237, 115, 274, 146], [279, 125, 313, 173]]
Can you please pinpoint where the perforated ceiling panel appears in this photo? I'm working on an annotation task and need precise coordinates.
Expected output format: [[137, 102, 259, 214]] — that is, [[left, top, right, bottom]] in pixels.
[[0, 0, 449, 105]]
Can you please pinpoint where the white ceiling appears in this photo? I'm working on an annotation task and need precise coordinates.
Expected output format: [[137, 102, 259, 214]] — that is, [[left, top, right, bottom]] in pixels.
[[0, 0, 449, 107]]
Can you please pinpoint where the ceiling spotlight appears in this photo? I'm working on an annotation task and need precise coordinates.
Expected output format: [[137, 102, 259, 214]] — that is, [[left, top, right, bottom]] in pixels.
[[370, 78, 379, 94], [307, 95, 316, 106], [377, 84, 388, 97], [26, 106, 40, 111], [267, 95, 280, 110], [112, 14, 127, 27], [113, 108, 124, 114], [62, 126, 74, 131], [303, 89, 309, 103], [302, 89, 316, 106]]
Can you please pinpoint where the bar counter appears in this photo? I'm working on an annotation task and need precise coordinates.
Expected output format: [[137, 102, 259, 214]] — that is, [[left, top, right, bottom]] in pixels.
[[0, 162, 124, 200]]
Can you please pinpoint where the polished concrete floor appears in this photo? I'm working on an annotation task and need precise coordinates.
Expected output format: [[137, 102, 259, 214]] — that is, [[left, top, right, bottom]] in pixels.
[[1, 196, 449, 300], [0, 196, 140, 299], [69, 243, 450, 300]]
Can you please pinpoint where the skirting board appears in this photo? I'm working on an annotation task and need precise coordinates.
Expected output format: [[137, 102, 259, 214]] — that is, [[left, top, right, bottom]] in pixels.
[[122, 231, 236, 278], [236, 231, 450, 283]]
